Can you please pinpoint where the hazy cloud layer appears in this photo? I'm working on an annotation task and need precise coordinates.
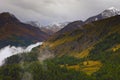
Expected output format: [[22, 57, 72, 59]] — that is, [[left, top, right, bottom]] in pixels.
[[0, 42, 43, 66], [0, 0, 120, 25]]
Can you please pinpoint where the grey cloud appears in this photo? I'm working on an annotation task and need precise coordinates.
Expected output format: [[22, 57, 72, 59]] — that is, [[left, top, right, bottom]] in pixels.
[[0, 0, 120, 25]]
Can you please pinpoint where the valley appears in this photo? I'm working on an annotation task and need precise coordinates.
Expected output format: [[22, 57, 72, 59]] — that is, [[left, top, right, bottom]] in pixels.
[[0, 4, 120, 80]]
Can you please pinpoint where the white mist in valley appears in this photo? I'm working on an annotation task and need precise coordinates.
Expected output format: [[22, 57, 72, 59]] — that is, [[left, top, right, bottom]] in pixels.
[[0, 42, 43, 66]]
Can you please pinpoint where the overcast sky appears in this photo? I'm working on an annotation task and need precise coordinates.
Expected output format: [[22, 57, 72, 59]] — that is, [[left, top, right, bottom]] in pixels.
[[0, 0, 120, 25]]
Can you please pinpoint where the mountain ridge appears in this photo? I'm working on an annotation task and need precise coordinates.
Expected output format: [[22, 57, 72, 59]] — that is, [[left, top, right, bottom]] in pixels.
[[0, 12, 49, 48]]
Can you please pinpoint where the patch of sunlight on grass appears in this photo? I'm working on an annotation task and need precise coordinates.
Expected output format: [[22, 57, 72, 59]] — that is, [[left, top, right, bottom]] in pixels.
[[81, 67, 100, 75], [60, 60, 102, 75], [81, 60, 102, 75]]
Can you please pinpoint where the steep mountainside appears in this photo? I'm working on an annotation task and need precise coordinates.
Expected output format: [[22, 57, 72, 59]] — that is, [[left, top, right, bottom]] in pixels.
[[0, 12, 49, 48], [45, 15, 120, 56]]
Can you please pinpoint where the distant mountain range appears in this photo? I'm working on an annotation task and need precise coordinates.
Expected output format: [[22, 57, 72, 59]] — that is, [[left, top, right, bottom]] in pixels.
[[0, 7, 119, 49], [0, 12, 49, 48], [27, 7, 120, 35], [40, 22, 69, 35], [27, 21, 69, 35]]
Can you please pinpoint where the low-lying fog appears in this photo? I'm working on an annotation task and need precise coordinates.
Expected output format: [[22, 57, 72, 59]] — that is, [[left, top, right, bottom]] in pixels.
[[0, 42, 43, 66]]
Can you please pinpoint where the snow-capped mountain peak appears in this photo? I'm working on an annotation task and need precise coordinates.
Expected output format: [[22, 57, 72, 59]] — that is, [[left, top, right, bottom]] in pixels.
[[102, 7, 120, 18], [85, 7, 120, 23]]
